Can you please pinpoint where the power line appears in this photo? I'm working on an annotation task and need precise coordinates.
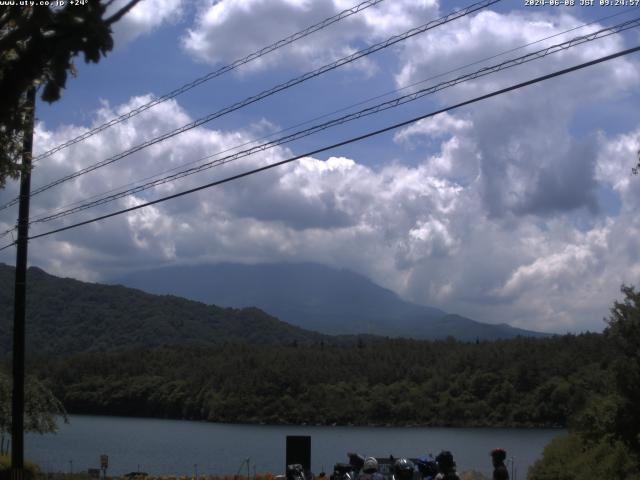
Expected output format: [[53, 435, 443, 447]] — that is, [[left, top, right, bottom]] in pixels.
[[34, 0, 498, 190], [28, 16, 640, 225], [5, 3, 632, 231], [391, 6, 639, 96], [0, 44, 635, 251], [0, 226, 15, 240], [2, 6, 635, 227], [0, 0, 500, 212], [28, 16, 640, 222], [29, 6, 638, 224], [32, 0, 387, 163]]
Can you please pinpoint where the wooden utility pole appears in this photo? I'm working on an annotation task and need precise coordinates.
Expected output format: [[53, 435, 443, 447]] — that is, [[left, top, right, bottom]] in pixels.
[[11, 87, 36, 480]]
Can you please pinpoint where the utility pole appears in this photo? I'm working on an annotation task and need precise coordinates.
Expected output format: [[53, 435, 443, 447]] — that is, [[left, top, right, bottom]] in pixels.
[[11, 87, 36, 480]]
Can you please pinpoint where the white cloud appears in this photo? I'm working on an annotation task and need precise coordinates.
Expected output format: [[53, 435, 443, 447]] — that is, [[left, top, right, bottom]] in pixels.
[[388, 9, 640, 218], [596, 128, 640, 200], [394, 113, 472, 144], [498, 242, 601, 298], [0, 89, 639, 334], [2, 6, 640, 336], [394, 10, 639, 93], [394, 113, 479, 183], [181, 0, 438, 73], [108, 0, 183, 45]]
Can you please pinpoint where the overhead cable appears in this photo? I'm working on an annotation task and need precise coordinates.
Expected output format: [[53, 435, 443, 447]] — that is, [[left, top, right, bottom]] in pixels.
[[0, 227, 15, 240], [28, 17, 640, 224], [31, 6, 638, 223], [0, 0, 500, 213], [32, 0, 387, 162], [0, 44, 635, 252]]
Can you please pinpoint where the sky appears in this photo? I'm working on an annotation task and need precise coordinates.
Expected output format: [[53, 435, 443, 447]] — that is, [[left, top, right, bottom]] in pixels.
[[2, 0, 640, 334]]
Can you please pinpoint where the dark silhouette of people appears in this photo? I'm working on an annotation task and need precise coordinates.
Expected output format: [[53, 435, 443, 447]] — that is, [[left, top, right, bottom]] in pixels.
[[490, 448, 509, 480], [415, 455, 438, 480], [434, 451, 460, 480], [392, 458, 414, 480]]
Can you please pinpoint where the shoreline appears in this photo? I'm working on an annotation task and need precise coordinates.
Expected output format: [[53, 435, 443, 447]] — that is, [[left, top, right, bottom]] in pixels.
[[54, 412, 566, 431], [28, 415, 558, 479]]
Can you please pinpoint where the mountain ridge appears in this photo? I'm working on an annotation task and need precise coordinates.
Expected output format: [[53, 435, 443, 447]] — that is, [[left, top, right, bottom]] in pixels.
[[112, 261, 547, 340], [0, 263, 329, 356]]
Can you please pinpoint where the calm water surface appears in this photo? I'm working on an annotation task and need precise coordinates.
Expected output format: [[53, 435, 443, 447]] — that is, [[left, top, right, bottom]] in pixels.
[[26, 415, 561, 478]]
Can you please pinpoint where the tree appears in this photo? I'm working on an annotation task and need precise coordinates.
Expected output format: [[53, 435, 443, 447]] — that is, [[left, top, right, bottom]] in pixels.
[[529, 286, 640, 479], [0, 0, 141, 187], [604, 285, 640, 453], [528, 433, 640, 480], [0, 371, 67, 455]]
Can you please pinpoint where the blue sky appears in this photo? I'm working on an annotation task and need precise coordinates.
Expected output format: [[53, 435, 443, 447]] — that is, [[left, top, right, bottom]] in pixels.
[[2, 0, 640, 333]]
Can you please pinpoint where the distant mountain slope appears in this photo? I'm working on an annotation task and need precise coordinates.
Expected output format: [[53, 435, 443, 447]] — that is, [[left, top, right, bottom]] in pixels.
[[0, 263, 327, 356], [113, 262, 547, 340]]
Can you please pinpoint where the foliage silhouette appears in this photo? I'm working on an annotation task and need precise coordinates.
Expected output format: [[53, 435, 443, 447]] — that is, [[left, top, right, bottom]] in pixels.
[[0, 0, 140, 186]]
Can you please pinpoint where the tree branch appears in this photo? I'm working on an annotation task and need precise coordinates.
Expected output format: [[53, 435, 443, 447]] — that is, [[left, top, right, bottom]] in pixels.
[[104, 0, 143, 26]]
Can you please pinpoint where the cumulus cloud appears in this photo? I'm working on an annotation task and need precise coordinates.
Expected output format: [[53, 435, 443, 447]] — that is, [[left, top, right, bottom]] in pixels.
[[497, 240, 604, 299], [394, 113, 472, 144], [2, 6, 640, 335], [0, 87, 639, 333], [107, 0, 184, 45], [389, 9, 640, 218], [596, 128, 640, 201], [181, 0, 438, 73]]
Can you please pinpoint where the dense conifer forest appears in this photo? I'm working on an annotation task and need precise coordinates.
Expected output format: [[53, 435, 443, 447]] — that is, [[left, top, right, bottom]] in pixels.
[[29, 334, 611, 428]]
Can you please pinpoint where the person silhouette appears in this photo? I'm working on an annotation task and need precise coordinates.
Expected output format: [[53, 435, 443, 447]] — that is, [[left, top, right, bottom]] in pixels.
[[490, 448, 509, 480]]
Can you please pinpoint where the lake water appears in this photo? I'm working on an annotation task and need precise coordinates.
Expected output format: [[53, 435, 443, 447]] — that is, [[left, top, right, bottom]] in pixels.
[[26, 415, 562, 479]]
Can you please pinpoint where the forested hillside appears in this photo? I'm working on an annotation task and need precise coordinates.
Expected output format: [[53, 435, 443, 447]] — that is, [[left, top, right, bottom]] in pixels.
[[0, 263, 544, 356], [0, 264, 328, 355], [33, 334, 612, 428]]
